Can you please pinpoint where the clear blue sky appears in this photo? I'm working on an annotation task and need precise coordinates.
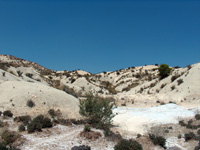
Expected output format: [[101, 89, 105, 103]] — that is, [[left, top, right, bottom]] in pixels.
[[0, 0, 199, 73]]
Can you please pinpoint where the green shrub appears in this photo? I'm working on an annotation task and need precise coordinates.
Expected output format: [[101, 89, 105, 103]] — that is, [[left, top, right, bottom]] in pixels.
[[149, 134, 166, 148], [18, 124, 25, 132], [0, 111, 2, 116], [27, 100, 35, 108], [158, 64, 172, 79], [79, 94, 116, 129], [3, 110, 13, 117], [114, 139, 143, 150]]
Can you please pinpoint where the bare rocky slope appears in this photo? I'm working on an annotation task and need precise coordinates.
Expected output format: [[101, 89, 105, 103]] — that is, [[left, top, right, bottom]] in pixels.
[[1, 54, 200, 150], [1, 54, 199, 108]]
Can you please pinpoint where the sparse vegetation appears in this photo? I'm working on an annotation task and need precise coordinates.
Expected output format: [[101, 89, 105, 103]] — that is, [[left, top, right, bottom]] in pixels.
[[79, 94, 116, 130]]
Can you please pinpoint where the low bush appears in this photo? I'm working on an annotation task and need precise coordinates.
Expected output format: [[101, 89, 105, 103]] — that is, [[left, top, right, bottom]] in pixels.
[[197, 129, 200, 135], [186, 124, 198, 130], [149, 134, 166, 148], [27, 121, 42, 133], [171, 75, 179, 82], [179, 120, 186, 126], [84, 125, 91, 132], [48, 109, 56, 118], [171, 85, 175, 91], [194, 146, 200, 150], [27, 100, 35, 108], [177, 79, 183, 85], [195, 114, 200, 120], [0, 111, 2, 116], [3, 110, 13, 117], [184, 132, 196, 141], [160, 83, 166, 89], [114, 139, 143, 150], [14, 115, 31, 125], [79, 94, 116, 130], [18, 124, 25, 132], [177, 134, 182, 139], [71, 145, 91, 150], [42, 117, 53, 128], [0, 120, 5, 127], [1, 130, 20, 145], [27, 115, 52, 133], [25, 73, 33, 78]]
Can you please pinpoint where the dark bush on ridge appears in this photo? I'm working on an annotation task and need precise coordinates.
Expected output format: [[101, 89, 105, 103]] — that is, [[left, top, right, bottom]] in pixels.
[[158, 64, 171, 79]]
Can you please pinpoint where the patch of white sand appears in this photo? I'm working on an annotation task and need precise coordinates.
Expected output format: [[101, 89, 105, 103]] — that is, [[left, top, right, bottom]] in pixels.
[[113, 104, 199, 135]]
